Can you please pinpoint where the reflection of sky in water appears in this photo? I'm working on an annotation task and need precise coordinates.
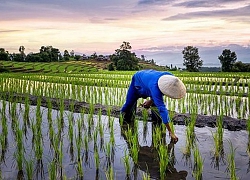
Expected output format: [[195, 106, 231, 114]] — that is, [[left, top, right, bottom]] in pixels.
[[0, 101, 249, 180]]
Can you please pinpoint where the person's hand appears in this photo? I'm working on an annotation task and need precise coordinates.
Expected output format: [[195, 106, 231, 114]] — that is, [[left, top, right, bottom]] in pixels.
[[169, 132, 178, 143], [142, 99, 153, 109]]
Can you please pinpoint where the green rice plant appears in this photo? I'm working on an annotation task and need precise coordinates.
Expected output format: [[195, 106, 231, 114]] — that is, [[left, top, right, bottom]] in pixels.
[[152, 125, 164, 149], [108, 117, 115, 146], [0, 102, 8, 160], [142, 108, 149, 122], [247, 116, 250, 156], [142, 172, 151, 180], [158, 144, 169, 180], [25, 159, 34, 180], [83, 130, 88, 151], [122, 150, 131, 175], [33, 126, 43, 161], [75, 128, 82, 160], [24, 94, 30, 126], [94, 148, 100, 170], [68, 112, 74, 147], [227, 140, 239, 180], [192, 144, 203, 180], [212, 112, 224, 165], [105, 166, 114, 180], [130, 135, 139, 165], [93, 128, 98, 150], [76, 156, 84, 178], [48, 160, 57, 180], [15, 126, 24, 171]]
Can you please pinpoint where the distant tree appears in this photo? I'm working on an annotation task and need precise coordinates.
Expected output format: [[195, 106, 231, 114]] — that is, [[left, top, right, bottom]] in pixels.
[[25, 53, 43, 62], [141, 55, 146, 61], [12, 53, 24, 62], [0, 48, 9, 61], [63, 50, 70, 61], [70, 50, 74, 57], [233, 61, 250, 72], [110, 41, 139, 70], [18, 45, 26, 61], [108, 63, 115, 71], [90, 52, 97, 59], [218, 49, 237, 72], [74, 55, 81, 61], [182, 46, 203, 72], [39, 46, 60, 62]]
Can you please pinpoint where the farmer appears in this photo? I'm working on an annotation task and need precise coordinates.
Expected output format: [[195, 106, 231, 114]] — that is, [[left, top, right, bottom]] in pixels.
[[120, 69, 186, 143]]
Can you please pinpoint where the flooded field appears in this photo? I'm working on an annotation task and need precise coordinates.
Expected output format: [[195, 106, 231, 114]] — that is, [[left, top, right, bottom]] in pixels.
[[0, 101, 249, 180]]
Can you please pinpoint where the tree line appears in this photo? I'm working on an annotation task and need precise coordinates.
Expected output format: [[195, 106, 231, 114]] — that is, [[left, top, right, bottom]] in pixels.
[[182, 46, 250, 72], [0, 43, 249, 72]]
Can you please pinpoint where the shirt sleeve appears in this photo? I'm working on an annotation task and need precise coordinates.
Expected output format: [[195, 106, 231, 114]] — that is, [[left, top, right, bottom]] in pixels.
[[150, 84, 170, 124]]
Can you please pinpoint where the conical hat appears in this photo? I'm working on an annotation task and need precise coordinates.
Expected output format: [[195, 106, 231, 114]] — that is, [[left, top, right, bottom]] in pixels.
[[158, 75, 186, 99]]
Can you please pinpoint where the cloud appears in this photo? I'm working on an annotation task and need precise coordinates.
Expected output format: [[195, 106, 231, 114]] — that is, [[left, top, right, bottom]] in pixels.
[[0, 30, 22, 33], [173, 0, 248, 8], [163, 4, 250, 21], [138, 0, 175, 5]]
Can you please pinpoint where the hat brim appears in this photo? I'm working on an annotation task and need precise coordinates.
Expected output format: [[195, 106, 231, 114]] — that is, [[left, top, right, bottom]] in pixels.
[[158, 75, 186, 99]]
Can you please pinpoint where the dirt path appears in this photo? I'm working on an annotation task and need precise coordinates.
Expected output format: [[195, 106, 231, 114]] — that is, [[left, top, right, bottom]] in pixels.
[[0, 92, 247, 131]]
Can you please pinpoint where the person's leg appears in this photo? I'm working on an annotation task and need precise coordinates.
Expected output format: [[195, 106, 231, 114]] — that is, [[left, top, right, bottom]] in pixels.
[[120, 76, 138, 123]]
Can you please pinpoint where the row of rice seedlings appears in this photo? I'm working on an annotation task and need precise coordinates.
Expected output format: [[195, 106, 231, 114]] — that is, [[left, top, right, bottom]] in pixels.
[[247, 116, 250, 156], [122, 150, 131, 176], [14, 121, 24, 176], [142, 172, 151, 180], [123, 121, 139, 165], [192, 144, 203, 180], [25, 159, 34, 180], [227, 140, 239, 180], [0, 100, 8, 161], [75, 125, 84, 178], [211, 111, 225, 169], [183, 108, 197, 160], [158, 144, 169, 180], [2, 74, 248, 119]]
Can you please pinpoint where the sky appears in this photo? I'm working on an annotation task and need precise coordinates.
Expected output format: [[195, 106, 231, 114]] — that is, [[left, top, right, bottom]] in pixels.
[[1, 0, 250, 67]]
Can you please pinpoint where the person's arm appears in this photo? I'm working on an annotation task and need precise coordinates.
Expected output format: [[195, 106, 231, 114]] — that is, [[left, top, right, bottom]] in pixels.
[[165, 123, 178, 143]]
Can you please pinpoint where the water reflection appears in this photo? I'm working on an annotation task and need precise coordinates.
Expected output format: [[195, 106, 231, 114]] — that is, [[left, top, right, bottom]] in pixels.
[[120, 121, 188, 180]]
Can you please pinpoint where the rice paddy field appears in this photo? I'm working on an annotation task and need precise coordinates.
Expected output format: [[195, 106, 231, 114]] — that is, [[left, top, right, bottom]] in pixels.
[[0, 69, 250, 180]]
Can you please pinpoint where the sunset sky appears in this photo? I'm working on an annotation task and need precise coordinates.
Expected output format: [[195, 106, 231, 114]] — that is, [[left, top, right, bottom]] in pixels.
[[1, 0, 250, 66]]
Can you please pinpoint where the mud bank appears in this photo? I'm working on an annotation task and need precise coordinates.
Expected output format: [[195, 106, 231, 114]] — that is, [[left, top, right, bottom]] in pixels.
[[0, 92, 247, 131]]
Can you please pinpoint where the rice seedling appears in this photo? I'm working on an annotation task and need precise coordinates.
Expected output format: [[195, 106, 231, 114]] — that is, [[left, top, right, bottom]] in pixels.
[[93, 128, 98, 150], [158, 144, 169, 180], [152, 124, 166, 149], [48, 160, 57, 180], [142, 172, 151, 180], [192, 144, 203, 180], [227, 140, 239, 180], [122, 150, 131, 175], [15, 124, 24, 172], [105, 165, 114, 180], [94, 148, 100, 170], [68, 112, 74, 147], [83, 131, 89, 164], [25, 159, 34, 180], [247, 116, 250, 156], [33, 125, 43, 161], [211, 111, 224, 168], [76, 157, 84, 179]]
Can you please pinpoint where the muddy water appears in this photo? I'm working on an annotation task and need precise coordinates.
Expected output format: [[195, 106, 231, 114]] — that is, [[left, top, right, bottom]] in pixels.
[[0, 102, 249, 180]]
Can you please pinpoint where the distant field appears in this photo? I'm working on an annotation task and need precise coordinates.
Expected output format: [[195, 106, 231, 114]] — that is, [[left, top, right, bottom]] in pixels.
[[0, 60, 166, 73]]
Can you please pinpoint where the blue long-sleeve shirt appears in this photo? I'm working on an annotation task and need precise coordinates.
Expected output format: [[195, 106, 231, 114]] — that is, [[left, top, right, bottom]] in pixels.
[[121, 69, 173, 124]]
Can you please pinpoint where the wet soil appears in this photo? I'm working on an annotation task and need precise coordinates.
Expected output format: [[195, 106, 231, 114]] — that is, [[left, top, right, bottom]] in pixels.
[[0, 92, 247, 131]]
